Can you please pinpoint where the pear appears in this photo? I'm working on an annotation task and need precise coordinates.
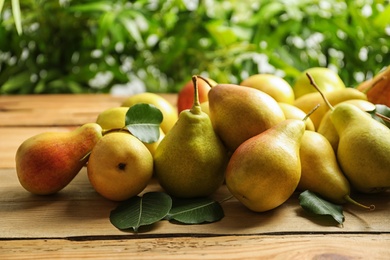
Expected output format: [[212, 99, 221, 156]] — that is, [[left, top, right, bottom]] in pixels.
[[15, 123, 103, 195], [225, 119, 305, 212], [154, 76, 228, 198], [317, 99, 376, 152], [294, 87, 367, 129], [278, 102, 315, 131], [298, 130, 373, 209], [308, 73, 390, 194], [208, 83, 285, 152]]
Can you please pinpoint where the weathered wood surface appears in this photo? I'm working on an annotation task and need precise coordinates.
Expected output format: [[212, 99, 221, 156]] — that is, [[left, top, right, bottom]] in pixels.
[[0, 94, 389, 259]]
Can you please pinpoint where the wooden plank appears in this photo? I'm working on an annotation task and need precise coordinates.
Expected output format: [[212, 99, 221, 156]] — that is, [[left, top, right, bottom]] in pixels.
[[0, 94, 177, 127], [1, 234, 389, 259], [1, 168, 389, 239]]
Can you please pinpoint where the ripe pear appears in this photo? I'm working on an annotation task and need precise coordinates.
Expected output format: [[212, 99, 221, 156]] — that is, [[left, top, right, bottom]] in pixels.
[[225, 119, 305, 212], [298, 131, 355, 205], [317, 99, 376, 152], [208, 83, 285, 152], [87, 132, 153, 201], [15, 123, 103, 195], [240, 74, 295, 104], [293, 67, 346, 98], [294, 88, 367, 129], [331, 103, 390, 193], [154, 76, 228, 198], [278, 102, 315, 131], [308, 73, 390, 194]]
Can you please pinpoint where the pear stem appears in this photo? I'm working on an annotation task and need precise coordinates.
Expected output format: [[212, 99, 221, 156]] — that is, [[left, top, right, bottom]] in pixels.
[[375, 112, 390, 123], [306, 72, 334, 111], [303, 103, 320, 121], [196, 75, 215, 88], [102, 127, 129, 136], [344, 195, 375, 211], [190, 75, 202, 115]]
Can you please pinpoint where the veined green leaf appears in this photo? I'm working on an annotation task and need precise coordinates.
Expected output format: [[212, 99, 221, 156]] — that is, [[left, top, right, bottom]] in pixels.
[[299, 190, 344, 225], [166, 197, 224, 224], [125, 103, 163, 143], [110, 192, 172, 232]]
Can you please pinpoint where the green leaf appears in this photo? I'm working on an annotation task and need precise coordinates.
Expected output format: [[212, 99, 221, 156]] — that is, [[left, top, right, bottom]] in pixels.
[[125, 103, 163, 143], [166, 197, 224, 224], [299, 190, 344, 225], [110, 192, 172, 232], [11, 0, 22, 35], [370, 104, 390, 128]]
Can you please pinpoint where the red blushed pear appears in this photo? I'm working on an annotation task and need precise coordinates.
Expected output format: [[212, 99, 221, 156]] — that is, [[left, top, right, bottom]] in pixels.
[[177, 77, 217, 114], [357, 66, 390, 106], [15, 123, 103, 195]]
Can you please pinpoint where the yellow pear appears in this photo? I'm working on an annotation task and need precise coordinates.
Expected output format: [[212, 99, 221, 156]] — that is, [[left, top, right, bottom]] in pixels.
[[294, 88, 367, 129], [121, 92, 177, 134], [87, 132, 153, 201], [96, 107, 129, 130], [226, 119, 305, 212], [154, 76, 228, 198], [240, 74, 295, 104], [317, 99, 376, 152], [15, 123, 103, 195], [331, 103, 390, 193], [208, 83, 285, 152], [293, 67, 346, 98], [298, 131, 350, 204], [278, 102, 315, 131]]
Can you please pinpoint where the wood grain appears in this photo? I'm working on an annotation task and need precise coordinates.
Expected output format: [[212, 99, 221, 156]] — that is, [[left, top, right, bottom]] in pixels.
[[1, 234, 389, 259]]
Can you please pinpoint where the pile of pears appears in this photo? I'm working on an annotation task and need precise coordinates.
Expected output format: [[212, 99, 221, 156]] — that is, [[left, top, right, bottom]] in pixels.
[[14, 69, 390, 216]]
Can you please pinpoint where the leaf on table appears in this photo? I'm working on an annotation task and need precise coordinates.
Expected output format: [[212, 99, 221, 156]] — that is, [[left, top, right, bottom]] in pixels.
[[369, 104, 390, 128], [125, 103, 163, 143], [110, 192, 172, 232], [166, 197, 224, 224], [299, 190, 344, 225]]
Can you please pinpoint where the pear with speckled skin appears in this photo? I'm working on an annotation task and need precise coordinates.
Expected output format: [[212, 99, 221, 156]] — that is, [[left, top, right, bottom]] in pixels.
[[154, 76, 228, 198], [15, 123, 103, 195], [225, 119, 305, 212]]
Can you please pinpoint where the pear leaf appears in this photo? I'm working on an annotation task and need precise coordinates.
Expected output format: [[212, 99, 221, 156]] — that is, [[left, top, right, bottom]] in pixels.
[[110, 192, 172, 232], [299, 190, 344, 225], [125, 103, 163, 143], [370, 104, 390, 128], [165, 197, 224, 224]]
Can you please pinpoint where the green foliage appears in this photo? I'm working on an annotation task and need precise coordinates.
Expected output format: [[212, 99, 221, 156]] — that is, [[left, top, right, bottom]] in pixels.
[[1, 0, 389, 94]]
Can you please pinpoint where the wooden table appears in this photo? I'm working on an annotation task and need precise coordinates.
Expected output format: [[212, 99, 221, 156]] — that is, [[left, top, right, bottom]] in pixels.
[[0, 94, 389, 259]]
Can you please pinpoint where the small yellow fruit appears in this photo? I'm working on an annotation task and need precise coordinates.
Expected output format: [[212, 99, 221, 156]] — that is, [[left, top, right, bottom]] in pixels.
[[87, 132, 153, 201], [278, 102, 315, 131], [240, 74, 295, 104], [293, 67, 346, 99], [121, 92, 178, 134], [96, 107, 129, 129]]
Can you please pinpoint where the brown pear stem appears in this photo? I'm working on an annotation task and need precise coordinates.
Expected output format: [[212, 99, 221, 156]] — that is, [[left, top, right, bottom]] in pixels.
[[190, 75, 202, 115], [102, 127, 129, 136], [306, 72, 334, 111], [375, 112, 390, 123], [344, 195, 375, 211], [303, 103, 320, 121], [196, 75, 215, 88]]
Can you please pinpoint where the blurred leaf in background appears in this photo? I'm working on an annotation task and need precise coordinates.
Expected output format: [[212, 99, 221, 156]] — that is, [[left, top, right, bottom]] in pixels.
[[0, 0, 389, 95]]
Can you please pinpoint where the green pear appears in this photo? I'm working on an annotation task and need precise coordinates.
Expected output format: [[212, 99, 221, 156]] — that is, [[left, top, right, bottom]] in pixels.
[[225, 119, 305, 212], [208, 83, 285, 152], [331, 103, 390, 193], [15, 123, 103, 195], [154, 76, 228, 198], [308, 73, 390, 194], [298, 130, 372, 209]]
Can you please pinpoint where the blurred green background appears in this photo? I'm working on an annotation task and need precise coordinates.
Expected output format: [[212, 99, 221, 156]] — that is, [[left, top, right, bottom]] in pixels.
[[0, 0, 389, 95]]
